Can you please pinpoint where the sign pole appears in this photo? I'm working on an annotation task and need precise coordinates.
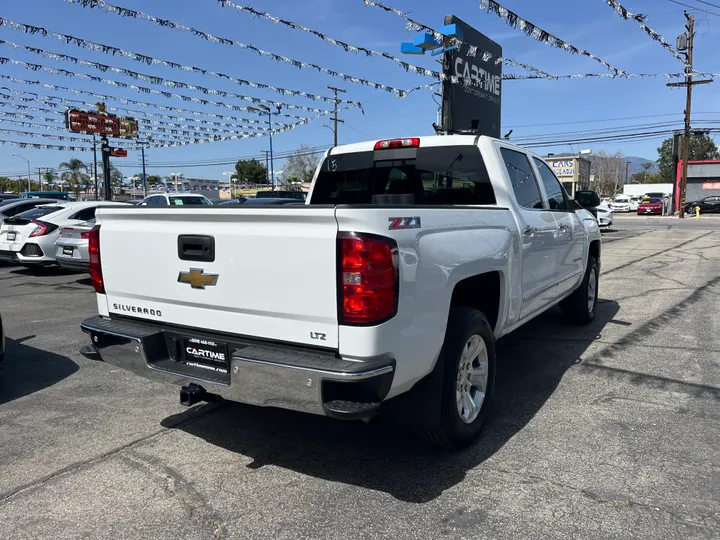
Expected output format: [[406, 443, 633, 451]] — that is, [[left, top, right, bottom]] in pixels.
[[93, 135, 99, 201], [101, 136, 112, 201]]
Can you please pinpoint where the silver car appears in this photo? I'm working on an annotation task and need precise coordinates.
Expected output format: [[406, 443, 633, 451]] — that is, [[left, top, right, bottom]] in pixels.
[[55, 218, 95, 272]]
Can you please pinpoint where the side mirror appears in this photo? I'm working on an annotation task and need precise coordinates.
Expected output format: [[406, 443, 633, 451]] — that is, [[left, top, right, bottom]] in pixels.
[[574, 190, 601, 209]]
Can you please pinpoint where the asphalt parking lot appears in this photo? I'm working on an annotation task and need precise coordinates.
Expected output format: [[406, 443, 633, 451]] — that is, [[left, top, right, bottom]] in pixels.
[[1, 225, 719, 539]]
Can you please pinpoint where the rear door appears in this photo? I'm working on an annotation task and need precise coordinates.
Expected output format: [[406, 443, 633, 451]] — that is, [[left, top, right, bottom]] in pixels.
[[532, 158, 586, 297], [97, 206, 341, 348], [498, 147, 559, 319]]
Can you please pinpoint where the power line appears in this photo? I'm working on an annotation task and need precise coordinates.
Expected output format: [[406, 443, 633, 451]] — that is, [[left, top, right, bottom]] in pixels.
[[667, 0, 720, 16]]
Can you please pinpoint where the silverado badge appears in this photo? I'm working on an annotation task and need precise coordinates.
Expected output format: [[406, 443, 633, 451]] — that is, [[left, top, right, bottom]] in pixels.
[[177, 268, 219, 289]]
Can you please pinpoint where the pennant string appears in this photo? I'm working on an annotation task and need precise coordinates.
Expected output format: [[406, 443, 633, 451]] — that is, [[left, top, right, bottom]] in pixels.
[[478, 0, 625, 76], [0, 59, 327, 120], [0, 100, 265, 138], [358, 0, 556, 79], [63, 0, 441, 96], [0, 45, 336, 116], [601, 0, 690, 68], [0, 17, 365, 108], [0, 80, 276, 126]]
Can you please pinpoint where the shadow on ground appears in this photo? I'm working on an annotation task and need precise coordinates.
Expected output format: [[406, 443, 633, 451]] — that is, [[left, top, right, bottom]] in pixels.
[[162, 300, 621, 503], [0, 336, 79, 405]]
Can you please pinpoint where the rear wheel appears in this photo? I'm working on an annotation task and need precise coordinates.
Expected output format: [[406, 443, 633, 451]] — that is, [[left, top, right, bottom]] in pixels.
[[560, 256, 599, 325], [415, 307, 496, 450]]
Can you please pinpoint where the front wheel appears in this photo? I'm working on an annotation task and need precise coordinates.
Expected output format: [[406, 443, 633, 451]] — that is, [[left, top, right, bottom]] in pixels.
[[415, 307, 496, 450], [560, 256, 599, 325]]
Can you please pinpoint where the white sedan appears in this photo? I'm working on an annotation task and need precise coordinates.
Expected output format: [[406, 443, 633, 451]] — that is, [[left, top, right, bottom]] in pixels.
[[596, 205, 614, 229], [139, 193, 212, 206], [0, 201, 120, 267], [610, 196, 637, 212]]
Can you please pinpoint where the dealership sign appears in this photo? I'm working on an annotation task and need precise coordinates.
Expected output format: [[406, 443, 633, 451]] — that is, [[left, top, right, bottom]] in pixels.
[[549, 160, 575, 177], [441, 15, 502, 137], [65, 108, 139, 139]]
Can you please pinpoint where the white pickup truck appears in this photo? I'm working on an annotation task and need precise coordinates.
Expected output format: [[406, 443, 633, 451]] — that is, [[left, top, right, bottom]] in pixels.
[[81, 135, 601, 449]]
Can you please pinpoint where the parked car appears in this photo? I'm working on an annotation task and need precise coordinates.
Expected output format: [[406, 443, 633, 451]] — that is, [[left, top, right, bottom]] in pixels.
[[595, 205, 614, 228], [0, 201, 120, 267], [81, 134, 602, 450], [637, 197, 664, 215], [0, 310, 4, 364], [139, 193, 212, 206], [20, 191, 72, 201], [0, 198, 57, 225], [610, 195, 636, 212], [217, 197, 249, 205], [243, 198, 304, 205], [55, 218, 96, 272], [255, 190, 306, 201], [642, 192, 668, 202], [0, 193, 18, 202], [685, 195, 720, 214]]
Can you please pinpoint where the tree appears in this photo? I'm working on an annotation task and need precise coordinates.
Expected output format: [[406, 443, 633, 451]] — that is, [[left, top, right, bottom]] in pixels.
[[59, 158, 90, 193], [657, 133, 720, 183], [284, 145, 318, 183], [42, 169, 58, 190], [589, 151, 626, 196], [235, 158, 268, 183]]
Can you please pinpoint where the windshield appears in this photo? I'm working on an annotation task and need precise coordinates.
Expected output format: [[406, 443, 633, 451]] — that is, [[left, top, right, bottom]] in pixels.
[[311, 145, 496, 206], [647, 198, 663, 204], [168, 196, 211, 206], [13, 206, 65, 220]]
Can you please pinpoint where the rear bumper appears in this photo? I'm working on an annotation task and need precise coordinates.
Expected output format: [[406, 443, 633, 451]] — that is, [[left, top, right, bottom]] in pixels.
[[0, 249, 18, 262], [81, 316, 395, 419], [57, 257, 89, 272]]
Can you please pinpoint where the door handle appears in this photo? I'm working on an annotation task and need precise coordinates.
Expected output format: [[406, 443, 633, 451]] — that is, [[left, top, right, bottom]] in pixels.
[[523, 226, 537, 237]]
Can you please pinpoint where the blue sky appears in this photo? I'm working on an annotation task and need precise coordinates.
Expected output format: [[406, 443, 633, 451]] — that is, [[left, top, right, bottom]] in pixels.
[[1, 0, 719, 180]]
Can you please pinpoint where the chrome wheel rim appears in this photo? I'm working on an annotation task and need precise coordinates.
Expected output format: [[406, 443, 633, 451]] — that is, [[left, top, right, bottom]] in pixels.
[[587, 267, 597, 313], [455, 334, 489, 424]]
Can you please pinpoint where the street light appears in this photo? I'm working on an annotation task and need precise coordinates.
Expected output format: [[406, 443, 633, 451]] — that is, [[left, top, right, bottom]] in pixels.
[[248, 104, 282, 190], [223, 170, 236, 198], [11, 154, 31, 193]]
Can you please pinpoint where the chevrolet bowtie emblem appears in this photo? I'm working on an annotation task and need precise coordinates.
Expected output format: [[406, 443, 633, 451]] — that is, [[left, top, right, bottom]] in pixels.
[[177, 268, 219, 289]]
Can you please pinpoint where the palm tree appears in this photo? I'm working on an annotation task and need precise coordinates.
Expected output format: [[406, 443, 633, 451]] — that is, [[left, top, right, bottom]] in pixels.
[[59, 158, 90, 195], [42, 169, 58, 191]]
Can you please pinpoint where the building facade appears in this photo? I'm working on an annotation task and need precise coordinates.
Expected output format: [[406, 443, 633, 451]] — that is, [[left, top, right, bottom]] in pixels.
[[675, 160, 720, 210], [544, 154, 592, 196]]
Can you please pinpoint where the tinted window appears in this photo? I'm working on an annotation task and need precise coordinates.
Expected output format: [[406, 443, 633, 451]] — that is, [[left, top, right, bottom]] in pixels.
[[168, 196, 210, 206], [147, 196, 166, 206], [2, 202, 36, 217], [70, 207, 97, 221], [501, 148, 543, 210], [311, 146, 496, 206], [647, 198, 663, 204], [533, 158, 568, 211], [14, 206, 65, 220]]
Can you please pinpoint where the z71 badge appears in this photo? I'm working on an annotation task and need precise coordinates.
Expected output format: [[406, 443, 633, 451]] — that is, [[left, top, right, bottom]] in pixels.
[[388, 217, 421, 230]]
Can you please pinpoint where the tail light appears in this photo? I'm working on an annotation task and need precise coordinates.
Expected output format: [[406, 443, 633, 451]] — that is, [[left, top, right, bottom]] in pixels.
[[339, 234, 398, 325], [88, 225, 104, 294], [374, 138, 420, 150], [81, 231, 90, 240], [29, 221, 58, 238]]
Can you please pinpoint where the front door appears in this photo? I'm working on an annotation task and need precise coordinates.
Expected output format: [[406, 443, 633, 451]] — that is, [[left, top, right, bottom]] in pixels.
[[498, 147, 559, 320], [533, 158, 586, 297]]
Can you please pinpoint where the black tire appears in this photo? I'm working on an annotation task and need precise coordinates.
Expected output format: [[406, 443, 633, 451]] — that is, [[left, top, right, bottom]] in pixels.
[[415, 307, 496, 451], [560, 255, 599, 325]]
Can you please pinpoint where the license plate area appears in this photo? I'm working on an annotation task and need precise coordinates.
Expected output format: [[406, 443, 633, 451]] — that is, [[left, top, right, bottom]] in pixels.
[[63, 246, 74, 256], [182, 336, 229, 375], [6, 232, 16, 242]]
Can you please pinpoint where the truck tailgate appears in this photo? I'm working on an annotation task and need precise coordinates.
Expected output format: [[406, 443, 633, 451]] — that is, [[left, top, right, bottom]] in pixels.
[[96, 206, 340, 348]]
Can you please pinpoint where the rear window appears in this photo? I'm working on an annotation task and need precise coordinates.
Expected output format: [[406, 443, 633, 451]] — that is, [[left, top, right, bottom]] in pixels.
[[14, 206, 65, 220], [310, 145, 496, 206], [168, 196, 210, 206]]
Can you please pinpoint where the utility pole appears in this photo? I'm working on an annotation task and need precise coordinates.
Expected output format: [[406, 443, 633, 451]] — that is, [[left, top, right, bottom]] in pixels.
[[263, 150, 270, 186], [327, 86, 346, 146], [667, 12, 712, 218]]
